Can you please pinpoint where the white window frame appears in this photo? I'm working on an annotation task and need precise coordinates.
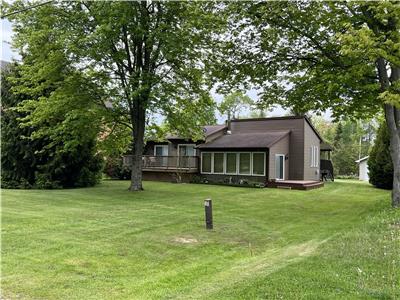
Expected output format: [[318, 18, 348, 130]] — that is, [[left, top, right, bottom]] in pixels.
[[251, 152, 266, 176], [213, 152, 225, 174], [154, 145, 168, 156], [200, 151, 267, 177], [238, 152, 252, 175], [177, 144, 196, 157], [201, 152, 213, 174], [275, 154, 285, 180], [225, 152, 238, 175], [310, 146, 319, 168]]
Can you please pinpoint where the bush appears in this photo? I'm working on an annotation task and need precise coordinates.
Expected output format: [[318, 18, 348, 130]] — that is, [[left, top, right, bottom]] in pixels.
[[368, 122, 393, 189], [104, 157, 131, 180]]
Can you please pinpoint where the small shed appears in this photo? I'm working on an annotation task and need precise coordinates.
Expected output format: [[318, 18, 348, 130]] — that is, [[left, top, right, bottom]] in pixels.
[[355, 156, 369, 181]]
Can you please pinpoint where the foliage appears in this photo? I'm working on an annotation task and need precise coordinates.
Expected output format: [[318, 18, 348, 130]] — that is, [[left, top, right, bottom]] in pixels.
[[5, 0, 224, 190], [218, 91, 254, 121], [213, 1, 400, 206], [368, 123, 394, 189], [1, 62, 103, 189], [103, 157, 131, 180], [214, 2, 398, 119], [312, 117, 377, 176], [2, 180, 396, 299]]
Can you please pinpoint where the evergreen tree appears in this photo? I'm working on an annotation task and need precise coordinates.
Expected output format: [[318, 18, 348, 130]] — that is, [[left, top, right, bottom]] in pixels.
[[1, 63, 103, 189], [368, 123, 393, 189]]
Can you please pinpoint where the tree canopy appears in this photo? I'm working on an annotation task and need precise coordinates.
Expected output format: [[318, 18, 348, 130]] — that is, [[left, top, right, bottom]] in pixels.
[[213, 1, 400, 207], [6, 0, 223, 190]]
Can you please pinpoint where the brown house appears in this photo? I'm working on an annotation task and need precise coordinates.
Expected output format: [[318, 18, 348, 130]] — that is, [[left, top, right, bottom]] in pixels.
[[123, 116, 334, 189]]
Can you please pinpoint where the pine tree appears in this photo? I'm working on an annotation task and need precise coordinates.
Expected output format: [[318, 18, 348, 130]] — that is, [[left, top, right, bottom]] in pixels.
[[368, 123, 393, 189]]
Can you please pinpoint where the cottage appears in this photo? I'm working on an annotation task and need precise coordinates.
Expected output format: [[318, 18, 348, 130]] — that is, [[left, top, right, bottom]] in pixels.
[[123, 116, 334, 189]]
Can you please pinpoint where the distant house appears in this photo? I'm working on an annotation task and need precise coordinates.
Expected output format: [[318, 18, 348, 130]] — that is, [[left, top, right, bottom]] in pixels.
[[355, 156, 369, 181], [123, 116, 334, 189]]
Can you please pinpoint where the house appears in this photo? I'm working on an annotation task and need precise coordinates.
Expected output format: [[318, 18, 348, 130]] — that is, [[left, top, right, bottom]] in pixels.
[[355, 156, 369, 181], [123, 116, 334, 189]]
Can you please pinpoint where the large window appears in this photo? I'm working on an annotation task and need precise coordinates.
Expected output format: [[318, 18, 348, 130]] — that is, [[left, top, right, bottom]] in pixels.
[[213, 153, 224, 174], [252, 153, 265, 175], [226, 153, 237, 174], [310, 146, 319, 167], [201, 153, 212, 173], [201, 152, 266, 176], [239, 153, 251, 174]]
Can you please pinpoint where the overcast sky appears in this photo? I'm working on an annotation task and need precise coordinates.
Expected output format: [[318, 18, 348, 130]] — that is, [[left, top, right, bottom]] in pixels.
[[1, 17, 330, 123]]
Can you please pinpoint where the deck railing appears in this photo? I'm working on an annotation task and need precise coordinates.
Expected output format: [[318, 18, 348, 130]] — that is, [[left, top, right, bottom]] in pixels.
[[123, 155, 199, 170]]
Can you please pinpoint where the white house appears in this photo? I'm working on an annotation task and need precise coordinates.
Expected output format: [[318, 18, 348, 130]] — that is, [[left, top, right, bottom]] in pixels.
[[355, 156, 369, 181]]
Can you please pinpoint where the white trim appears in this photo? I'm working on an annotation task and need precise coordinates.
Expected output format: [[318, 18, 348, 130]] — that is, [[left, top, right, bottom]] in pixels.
[[154, 145, 168, 156], [310, 145, 319, 168], [252, 152, 266, 176], [275, 154, 285, 180], [238, 152, 252, 175], [200, 151, 267, 177]]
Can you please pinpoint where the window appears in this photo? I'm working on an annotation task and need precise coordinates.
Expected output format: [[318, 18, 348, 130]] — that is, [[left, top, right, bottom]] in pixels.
[[226, 153, 237, 174], [213, 153, 224, 174], [201, 153, 212, 173], [178, 144, 196, 156], [275, 154, 285, 180], [239, 153, 251, 174], [200, 151, 267, 176], [310, 146, 319, 167], [154, 145, 168, 156], [252, 153, 265, 176]]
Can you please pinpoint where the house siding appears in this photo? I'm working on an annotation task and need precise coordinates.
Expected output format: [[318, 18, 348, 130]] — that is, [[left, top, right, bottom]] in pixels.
[[230, 118, 304, 179], [268, 135, 290, 180], [303, 120, 321, 180]]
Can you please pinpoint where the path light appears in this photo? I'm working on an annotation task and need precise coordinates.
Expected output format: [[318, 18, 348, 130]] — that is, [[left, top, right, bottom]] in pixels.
[[204, 198, 213, 230]]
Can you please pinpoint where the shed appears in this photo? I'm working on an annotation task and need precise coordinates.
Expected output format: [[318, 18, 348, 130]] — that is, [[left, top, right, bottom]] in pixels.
[[355, 156, 369, 181]]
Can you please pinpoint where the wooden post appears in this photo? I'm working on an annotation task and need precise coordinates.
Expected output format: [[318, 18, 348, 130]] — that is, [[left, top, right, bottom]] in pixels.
[[204, 199, 213, 230]]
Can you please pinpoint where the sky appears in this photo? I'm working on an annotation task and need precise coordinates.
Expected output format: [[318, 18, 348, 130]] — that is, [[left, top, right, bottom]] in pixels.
[[1, 17, 329, 123]]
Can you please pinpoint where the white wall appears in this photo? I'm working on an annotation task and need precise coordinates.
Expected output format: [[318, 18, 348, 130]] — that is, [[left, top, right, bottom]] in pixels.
[[359, 160, 369, 181]]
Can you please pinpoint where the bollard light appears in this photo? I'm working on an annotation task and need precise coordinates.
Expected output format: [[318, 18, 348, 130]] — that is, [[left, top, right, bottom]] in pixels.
[[204, 198, 213, 230]]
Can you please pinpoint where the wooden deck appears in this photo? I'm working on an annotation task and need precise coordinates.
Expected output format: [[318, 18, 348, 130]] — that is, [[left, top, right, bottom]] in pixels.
[[266, 180, 324, 190]]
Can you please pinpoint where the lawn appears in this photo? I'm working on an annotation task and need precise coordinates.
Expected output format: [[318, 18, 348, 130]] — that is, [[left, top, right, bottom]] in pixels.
[[1, 180, 399, 299]]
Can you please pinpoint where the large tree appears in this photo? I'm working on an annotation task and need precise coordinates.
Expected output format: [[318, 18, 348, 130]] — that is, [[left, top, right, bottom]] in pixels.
[[7, 1, 221, 191], [214, 1, 400, 207], [218, 91, 253, 121]]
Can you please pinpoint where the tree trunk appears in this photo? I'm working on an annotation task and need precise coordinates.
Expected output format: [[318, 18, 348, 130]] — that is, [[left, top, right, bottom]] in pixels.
[[385, 104, 400, 208], [129, 102, 146, 191]]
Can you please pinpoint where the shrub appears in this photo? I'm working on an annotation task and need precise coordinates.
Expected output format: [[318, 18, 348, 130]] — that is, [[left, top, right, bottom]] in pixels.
[[368, 122, 393, 189], [104, 157, 131, 180]]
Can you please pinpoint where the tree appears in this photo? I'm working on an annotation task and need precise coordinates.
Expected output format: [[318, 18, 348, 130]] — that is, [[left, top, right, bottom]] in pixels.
[[214, 2, 400, 207], [369, 122, 393, 189], [7, 1, 222, 191], [218, 91, 254, 121], [1, 63, 103, 189]]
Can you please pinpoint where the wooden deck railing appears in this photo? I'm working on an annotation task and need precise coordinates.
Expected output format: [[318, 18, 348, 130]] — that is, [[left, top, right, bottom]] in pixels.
[[123, 155, 199, 170]]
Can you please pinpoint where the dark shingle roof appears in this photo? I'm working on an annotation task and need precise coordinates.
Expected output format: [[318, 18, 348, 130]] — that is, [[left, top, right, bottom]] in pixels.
[[197, 131, 290, 149]]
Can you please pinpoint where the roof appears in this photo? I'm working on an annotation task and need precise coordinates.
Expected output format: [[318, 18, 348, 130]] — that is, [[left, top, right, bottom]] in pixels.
[[203, 125, 226, 136], [165, 124, 226, 140], [320, 142, 333, 151], [355, 156, 369, 163], [197, 130, 290, 149], [230, 115, 323, 141]]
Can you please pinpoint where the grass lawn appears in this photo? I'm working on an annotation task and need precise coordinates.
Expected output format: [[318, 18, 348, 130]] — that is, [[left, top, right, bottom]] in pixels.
[[2, 180, 399, 299]]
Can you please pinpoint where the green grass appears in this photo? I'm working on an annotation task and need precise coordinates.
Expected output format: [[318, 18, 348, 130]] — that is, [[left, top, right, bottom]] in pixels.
[[1, 180, 399, 299]]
